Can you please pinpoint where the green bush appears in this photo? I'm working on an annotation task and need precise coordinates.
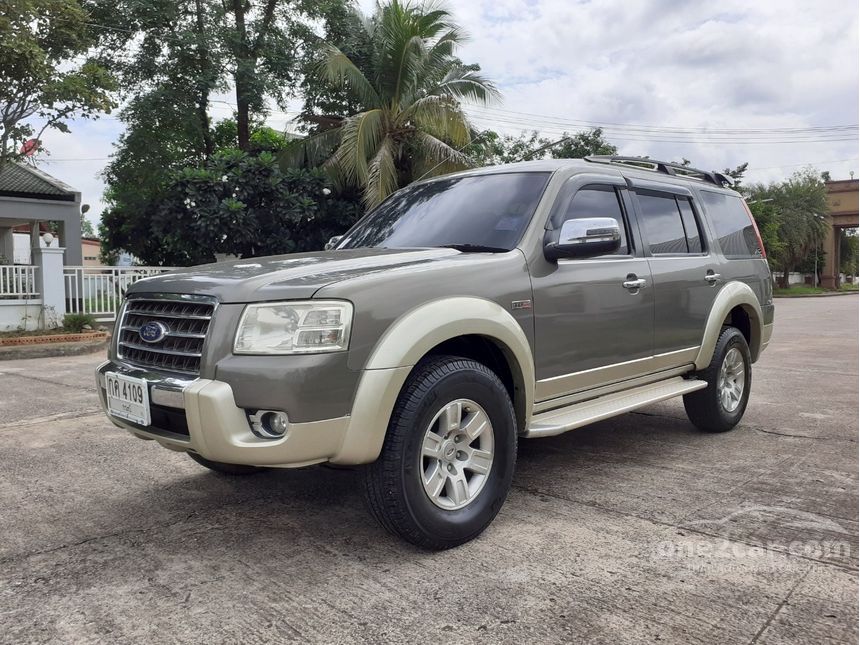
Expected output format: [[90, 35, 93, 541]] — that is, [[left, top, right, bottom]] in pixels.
[[63, 313, 98, 333]]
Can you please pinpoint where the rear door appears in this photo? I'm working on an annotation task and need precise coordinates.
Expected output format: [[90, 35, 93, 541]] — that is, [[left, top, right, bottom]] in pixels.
[[628, 179, 719, 360], [530, 174, 654, 400]]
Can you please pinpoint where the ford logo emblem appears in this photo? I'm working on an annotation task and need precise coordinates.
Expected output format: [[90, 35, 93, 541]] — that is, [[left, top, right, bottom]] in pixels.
[[139, 321, 169, 343]]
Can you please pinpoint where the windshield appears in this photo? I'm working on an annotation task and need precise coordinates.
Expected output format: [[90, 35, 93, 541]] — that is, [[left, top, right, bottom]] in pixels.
[[337, 172, 551, 251]]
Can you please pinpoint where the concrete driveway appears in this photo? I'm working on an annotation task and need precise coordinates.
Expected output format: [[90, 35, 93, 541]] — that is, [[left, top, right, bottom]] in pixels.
[[0, 296, 856, 644]]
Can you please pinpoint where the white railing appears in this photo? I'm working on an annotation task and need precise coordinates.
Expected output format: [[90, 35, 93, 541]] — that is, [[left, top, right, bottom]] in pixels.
[[64, 266, 178, 321], [0, 265, 39, 299]]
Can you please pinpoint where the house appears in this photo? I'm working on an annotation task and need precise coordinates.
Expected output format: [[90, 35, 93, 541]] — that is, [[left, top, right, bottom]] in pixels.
[[0, 163, 83, 330], [0, 163, 83, 266]]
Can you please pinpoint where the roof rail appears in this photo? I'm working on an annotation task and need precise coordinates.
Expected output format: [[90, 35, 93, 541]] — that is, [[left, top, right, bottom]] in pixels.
[[584, 155, 734, 187]]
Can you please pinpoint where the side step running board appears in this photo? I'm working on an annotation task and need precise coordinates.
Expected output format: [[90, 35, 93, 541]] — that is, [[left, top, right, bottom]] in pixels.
[[526, 377, 707, 438]]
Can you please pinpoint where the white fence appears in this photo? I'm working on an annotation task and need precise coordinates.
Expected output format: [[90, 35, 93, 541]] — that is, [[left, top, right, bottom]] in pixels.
[[0, 265, 39, 299], [64, 266, 178, 321]]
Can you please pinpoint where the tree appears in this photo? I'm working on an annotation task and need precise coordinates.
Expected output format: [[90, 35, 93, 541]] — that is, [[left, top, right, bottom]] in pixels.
[[747, 169, 829, 286], [723, 162, 749, 190], [840, 229, 858, 277], [549, 128, 617, 159], [0, 0, 115, 163], [284, 0, 500, 208], [124, 150, 363, 266], [80, 213, 96, 238], [297, 0, 373, 134], [95, 0, 361, 262], [89, 0, 345, 153], [745, 197, 783, 262], [467, 128, 617, 166]]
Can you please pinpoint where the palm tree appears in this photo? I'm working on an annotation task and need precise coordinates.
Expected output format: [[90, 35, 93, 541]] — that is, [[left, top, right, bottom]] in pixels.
[[285, 0, 500, 209]]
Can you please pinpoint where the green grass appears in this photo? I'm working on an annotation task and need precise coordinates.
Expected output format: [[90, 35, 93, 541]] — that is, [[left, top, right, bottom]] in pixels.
[[774, 284, 859, 296], [774, 286, 828, 296], [840, 282, 859, 291]]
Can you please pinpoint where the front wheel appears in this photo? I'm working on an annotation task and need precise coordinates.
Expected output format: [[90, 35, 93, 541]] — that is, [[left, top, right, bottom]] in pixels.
[[684, 326, 752, 432], [362, 355, 518, 550]]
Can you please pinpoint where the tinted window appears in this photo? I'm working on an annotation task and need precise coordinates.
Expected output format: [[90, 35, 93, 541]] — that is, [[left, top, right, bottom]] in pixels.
[[677, 197, 703, 253], [552, 185, 629, 255], [701, 191, 760, 258], [338, 172, 550, 251], [636, 192, 688, 254]]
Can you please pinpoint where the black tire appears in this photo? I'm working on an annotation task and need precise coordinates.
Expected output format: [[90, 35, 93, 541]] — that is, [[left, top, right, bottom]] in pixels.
[[187, 451, 268, 476], [684, 326, 752, 433], [362, 355, 518, 550]]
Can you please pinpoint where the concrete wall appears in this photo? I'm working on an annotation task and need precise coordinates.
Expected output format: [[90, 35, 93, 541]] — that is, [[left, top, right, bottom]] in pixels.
[[0, 300, 42, 332]]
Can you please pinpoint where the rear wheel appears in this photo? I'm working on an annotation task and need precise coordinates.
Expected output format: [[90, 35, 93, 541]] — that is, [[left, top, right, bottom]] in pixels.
[[362, 355, 517, 550], [684, 326, 752, 432], [187, 452, 268, 476]]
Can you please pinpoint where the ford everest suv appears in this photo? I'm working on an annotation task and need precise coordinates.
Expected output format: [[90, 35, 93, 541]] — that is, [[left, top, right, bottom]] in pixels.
[[96, 156, 774, 549]]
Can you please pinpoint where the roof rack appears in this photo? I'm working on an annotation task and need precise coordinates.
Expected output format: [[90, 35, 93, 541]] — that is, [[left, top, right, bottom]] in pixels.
[[584, 155, 734, 187]]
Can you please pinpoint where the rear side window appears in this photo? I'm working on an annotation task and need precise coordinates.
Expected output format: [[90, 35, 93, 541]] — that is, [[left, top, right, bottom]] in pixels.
[[701, 191, 761, 258], [551, 185, 630, 255]]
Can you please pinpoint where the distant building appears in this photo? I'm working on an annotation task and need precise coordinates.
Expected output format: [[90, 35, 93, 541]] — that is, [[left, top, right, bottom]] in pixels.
[[822, 179, 859, 288], [82, 237, 102, 267]]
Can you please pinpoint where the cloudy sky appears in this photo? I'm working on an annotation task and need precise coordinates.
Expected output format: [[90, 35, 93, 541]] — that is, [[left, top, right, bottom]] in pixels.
[[35, 0, 859, 231]]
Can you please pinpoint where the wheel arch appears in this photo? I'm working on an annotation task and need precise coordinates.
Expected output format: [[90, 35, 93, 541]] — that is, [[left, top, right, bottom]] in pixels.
[[694, 281, 764, 370], [331, 297, 535, 464]]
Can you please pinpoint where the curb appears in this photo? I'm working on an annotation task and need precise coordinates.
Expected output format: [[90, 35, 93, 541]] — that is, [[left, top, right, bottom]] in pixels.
[[0, 334, 110, 360], [774, 291, 859, 299]]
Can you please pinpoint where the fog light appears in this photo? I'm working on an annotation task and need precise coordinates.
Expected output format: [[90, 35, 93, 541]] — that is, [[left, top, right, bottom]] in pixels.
[[264, 411, 289, 436], [249, 410, 289, 439]]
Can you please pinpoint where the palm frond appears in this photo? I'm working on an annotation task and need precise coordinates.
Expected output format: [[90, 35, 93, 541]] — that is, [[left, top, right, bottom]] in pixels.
[[277, 126, 342, 170], [432, 66, 501, 105], [405, 94, 471, 148], [364, 135, 399, 209], [333, 109, 385, 185], [316, 43, 381, 108], [412, 131, 472, 179]]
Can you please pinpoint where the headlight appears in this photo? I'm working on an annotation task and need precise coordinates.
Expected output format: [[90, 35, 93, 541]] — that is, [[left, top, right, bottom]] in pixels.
[[233, 300, 353, 355]]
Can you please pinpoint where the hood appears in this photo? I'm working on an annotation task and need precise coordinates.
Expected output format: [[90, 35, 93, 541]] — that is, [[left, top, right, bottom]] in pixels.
[[125, 248, 468, 302]]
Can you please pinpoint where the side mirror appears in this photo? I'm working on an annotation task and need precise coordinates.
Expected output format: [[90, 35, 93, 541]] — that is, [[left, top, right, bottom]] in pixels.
[[544, 217, 621, 261], [324, 235, 342, 251]]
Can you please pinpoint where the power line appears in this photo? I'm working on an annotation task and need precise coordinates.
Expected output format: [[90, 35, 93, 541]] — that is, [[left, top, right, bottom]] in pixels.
[[744, 158, 859, 172], [464, 104, 859, 136], [464, 116, 858, 145], [464, 112, 858, 144]]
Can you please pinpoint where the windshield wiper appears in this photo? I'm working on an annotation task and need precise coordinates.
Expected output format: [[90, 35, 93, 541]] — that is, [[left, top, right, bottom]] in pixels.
[[439, 244, 510, 253]]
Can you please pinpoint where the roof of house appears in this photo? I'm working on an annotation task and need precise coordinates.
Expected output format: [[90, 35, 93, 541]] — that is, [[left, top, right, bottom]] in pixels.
[[0, 162, 78, 202]]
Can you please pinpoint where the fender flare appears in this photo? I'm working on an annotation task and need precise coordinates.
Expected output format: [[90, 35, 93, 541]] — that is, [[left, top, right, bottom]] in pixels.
[[694, 281, 763, 370], [331, 297, 535, 465]]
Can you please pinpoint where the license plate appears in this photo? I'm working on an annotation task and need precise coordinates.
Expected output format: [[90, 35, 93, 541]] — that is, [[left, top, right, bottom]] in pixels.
[[105, 372, 151, 426]]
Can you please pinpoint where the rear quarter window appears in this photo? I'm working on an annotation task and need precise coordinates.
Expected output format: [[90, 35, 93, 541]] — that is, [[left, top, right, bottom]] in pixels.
[[701, 191, 760, 258]]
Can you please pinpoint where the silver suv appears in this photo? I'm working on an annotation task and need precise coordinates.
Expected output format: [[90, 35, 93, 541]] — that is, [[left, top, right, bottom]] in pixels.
[[96, 156, 774, 549]]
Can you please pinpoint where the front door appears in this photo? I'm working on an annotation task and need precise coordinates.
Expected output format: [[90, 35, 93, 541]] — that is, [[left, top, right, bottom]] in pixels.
[[530, 176, 654, 402]]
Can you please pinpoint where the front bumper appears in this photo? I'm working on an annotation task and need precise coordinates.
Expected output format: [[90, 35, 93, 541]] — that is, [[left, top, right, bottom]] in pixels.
[[95, 361, 409, 467]]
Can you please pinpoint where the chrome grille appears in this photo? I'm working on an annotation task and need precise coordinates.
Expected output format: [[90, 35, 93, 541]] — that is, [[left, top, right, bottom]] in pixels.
[[117, 296, 215, 375]]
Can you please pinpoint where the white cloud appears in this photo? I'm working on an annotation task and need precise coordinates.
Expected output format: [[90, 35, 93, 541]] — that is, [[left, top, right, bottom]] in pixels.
[[34, 0, 860, 229]]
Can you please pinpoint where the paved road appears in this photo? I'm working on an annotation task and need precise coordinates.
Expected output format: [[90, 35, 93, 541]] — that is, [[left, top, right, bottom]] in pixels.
[[0, 297, 857, 644]]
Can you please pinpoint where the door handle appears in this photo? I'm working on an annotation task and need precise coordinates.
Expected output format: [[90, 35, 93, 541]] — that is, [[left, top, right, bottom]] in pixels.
[[622, 278, 646, 289], [705, 273, 721, 283]]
